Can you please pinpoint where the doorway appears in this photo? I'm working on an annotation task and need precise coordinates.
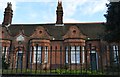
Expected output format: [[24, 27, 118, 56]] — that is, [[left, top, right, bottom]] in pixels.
[[16, 51, 23, 69], [90, 51, 98, 70]]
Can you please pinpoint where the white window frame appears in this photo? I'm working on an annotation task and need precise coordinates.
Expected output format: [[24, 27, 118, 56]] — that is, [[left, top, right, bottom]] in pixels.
[[71, 46, 80, 64], [33, 46, 42, 63], [65, 47, 68, 63], [44, 46, 48, 63], [113, 45, 119, 63], [2, 46, 8, 58], [30, 47, 32, 63], [82, 46, 85, 63], [65, 46, 80, 64]]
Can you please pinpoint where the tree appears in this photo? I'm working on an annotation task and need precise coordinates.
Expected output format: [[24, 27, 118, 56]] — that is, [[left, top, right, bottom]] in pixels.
[[104, 2, 120, 42]]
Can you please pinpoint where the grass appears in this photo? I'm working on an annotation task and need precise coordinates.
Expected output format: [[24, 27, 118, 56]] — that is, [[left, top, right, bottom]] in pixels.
[[2, 69, 105, 75]]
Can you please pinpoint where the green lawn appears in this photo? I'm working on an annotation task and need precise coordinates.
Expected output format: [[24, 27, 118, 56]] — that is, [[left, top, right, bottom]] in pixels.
[[2, 69, 104, 75]]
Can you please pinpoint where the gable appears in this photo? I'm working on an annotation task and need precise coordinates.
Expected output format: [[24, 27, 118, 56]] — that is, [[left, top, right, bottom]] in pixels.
[[16, 35, 25, 41], [30, 26, 52, 40], [63, 26, 86, 39]]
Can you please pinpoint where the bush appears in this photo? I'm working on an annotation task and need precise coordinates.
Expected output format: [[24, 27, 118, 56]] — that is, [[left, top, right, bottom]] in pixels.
[[2, 56, 10, 69]]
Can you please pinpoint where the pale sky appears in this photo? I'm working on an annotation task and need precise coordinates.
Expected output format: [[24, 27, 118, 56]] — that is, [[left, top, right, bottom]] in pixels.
[[0, 0, 110, 24]]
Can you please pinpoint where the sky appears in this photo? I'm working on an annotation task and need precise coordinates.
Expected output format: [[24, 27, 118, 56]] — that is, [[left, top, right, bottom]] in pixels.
[[0, 0, 110, 24]]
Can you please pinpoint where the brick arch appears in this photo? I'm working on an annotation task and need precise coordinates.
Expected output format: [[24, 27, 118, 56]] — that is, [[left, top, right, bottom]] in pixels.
[[12, 30, 28, 49], [11, 46, 26, 68]]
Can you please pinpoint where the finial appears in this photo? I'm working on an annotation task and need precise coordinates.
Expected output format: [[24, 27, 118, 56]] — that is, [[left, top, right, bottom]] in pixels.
[[7, 2, 12, 8], [58, 0, 62, 2], [58, 0, 62, 6]]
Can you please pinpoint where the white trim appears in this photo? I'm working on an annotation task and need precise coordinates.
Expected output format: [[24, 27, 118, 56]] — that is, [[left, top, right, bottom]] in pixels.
[[30, 47, 32, 63], [33, 46, 42, 63], [71, 46, 80, 64], [2, 47, 8, 58], [44, 46, 48, 63], [91, 50, 96, 53], [66, 47, 68, 63], [96, 52, 98, 70], [82, 46, 85, 63], [18, 51, 23, 53], [113, 45, 119, 63], [55, 24, 64, 26]]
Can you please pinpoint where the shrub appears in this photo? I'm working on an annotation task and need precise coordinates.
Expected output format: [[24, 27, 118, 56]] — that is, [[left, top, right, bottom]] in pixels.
[[2, 56, 10, 69]]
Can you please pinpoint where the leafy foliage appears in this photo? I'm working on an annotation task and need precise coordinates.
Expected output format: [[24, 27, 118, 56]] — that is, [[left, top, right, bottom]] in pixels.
[[2, 56, 10, 69], [3, 69, 104, 75], [104, 2, 120, 42]]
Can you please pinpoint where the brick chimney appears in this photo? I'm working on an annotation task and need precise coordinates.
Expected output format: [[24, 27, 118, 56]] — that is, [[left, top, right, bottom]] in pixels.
[[2, 2, 13, 25], [56, 0, 63, 24]]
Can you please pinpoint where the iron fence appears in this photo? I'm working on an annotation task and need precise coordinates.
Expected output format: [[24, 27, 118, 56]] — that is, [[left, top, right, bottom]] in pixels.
[[1, 43, 120, 76]]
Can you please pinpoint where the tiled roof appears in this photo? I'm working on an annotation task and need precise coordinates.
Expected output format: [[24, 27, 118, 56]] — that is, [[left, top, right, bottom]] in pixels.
[[6, 22, 105, 40]]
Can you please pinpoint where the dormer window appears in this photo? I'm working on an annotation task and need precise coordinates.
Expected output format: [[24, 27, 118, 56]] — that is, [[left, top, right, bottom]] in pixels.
[[16, 35, 24, 41]]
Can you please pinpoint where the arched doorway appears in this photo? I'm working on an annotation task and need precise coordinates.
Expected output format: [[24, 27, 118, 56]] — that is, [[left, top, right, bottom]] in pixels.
[[15, 47, 24, 69]]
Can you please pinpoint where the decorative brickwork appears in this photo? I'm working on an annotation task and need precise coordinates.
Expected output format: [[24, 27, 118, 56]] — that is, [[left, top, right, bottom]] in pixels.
[[30, 26, 51, 40]]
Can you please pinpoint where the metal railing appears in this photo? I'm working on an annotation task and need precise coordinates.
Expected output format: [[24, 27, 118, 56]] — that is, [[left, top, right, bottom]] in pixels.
[[1, 44, 120, 76]]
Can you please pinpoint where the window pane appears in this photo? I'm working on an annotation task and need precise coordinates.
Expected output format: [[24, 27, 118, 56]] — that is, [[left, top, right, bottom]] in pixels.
[[71, 46, 75, 63], [38, 46, 41, 50], [30, 47, 32, 63], [76, 54, 80, 63], [82, 46, 85, 63], [2, 47, 8, 58], [113, 45, 119, 63], [65, 46, 81, 64], [33, 46, 42, 63], [34, 46, 36, 50], [66, 47, 68, 63], [71, 46, 80, 64], [2, 47, 5, 54], [44, 46, 48, 63], [37, 54, 41, 63], [76, 46, 80, 63]]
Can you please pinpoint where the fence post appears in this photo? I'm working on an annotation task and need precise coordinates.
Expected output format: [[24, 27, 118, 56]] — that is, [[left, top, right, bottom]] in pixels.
[[118, 45, 120, 76], [26, 40, 30, 73], [50, 46, 52, 74], [115, 45, 119, 75], [85, 45, 87, 74], [35, 44, 38, 74], [79, 46, 83, 74], [89, 44, 92, 73], [99, 41, 103, 74]]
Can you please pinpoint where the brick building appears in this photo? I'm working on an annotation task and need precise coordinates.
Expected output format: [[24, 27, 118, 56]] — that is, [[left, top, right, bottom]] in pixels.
[[1, 1, 119, 71]]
